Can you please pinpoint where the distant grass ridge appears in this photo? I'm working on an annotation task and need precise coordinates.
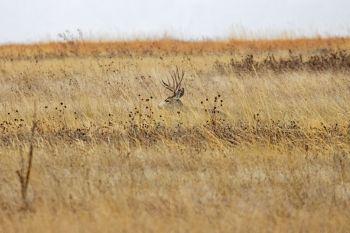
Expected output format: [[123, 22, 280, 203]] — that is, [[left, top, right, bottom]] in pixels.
[[0, 37, 350, 60]]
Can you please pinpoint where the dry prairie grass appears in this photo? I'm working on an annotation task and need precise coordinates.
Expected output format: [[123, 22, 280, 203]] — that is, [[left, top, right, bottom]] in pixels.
[[1, 37, 350, 59], [0, 38, 350, 233]]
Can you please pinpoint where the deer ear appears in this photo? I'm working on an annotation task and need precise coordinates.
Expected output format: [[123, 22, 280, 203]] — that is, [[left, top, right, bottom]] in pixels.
[[175, 88, 184, 99], [180, 88, 184, 97]]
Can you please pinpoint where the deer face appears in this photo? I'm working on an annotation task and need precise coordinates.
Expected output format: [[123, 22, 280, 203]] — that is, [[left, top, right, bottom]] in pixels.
[[159, 67, 185, 109]]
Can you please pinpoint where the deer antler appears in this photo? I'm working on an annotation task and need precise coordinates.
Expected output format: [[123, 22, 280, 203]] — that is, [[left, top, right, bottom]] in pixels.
[[162, 66, 184, 95]]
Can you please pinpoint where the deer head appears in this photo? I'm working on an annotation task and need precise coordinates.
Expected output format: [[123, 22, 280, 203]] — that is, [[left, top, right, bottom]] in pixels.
[[159, 66, 185, 108]]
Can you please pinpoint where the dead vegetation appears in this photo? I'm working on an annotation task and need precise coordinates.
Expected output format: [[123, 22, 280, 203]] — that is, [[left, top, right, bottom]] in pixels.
[[0, 38, 350, 233], [214, 49, 350, 74]]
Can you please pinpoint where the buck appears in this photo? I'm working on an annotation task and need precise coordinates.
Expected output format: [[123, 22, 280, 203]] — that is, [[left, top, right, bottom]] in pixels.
[[158, 67, 227, 119], [159, 67, 185, 109]]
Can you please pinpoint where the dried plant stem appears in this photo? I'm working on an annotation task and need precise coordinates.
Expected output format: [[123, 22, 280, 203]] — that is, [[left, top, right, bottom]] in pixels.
[[16, 103, 37, 209]]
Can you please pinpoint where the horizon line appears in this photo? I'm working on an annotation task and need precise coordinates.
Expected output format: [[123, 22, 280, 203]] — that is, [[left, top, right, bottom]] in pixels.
[[1, 34, 350, 47]]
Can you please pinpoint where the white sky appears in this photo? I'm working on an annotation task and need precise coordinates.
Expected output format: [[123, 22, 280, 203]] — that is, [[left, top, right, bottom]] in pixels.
[[0, 0, 349, 43]]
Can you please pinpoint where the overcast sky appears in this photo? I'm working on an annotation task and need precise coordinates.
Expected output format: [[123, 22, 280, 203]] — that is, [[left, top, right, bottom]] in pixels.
[[0, 0, 349, 43]]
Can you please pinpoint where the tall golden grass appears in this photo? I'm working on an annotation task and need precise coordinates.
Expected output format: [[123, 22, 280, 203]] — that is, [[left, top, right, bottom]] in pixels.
[[0, 38, 350, 233], [1, 37, 350, 59]]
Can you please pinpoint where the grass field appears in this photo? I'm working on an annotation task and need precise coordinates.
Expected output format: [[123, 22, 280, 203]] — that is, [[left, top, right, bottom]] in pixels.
[[1, 37, 350, 233]]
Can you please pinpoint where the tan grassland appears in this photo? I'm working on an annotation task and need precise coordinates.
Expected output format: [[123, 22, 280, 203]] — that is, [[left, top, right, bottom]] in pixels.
[[1, 38, 350, 233]]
